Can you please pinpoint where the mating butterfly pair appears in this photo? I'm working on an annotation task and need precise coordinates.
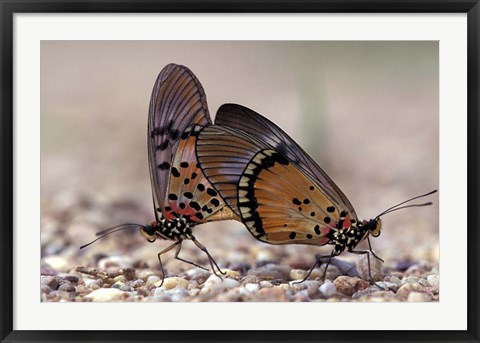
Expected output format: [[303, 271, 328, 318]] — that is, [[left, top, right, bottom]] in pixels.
[[82, 63, 436, 286]]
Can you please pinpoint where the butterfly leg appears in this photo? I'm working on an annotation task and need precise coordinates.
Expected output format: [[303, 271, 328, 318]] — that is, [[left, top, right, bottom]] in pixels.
[[350, 250, 385, 290], [367, 237, 385, 262], [157, 241, 181, 287], [173, 242, 209, 272], [293, 251, 336, 284], [190, 235, 226, 279]]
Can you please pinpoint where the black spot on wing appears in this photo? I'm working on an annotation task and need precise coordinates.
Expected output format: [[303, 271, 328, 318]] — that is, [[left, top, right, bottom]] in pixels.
[[171, 167, 181, 177], [158, 161, 170, 170]]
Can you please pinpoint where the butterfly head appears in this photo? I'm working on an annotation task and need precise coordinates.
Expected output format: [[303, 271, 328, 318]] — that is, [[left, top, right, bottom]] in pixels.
[[362, 218, 382, 238], [140, 221, 160, 242]]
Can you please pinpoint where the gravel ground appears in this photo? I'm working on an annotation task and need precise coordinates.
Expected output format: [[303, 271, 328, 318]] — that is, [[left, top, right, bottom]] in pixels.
[[41, 189, 439, 303]]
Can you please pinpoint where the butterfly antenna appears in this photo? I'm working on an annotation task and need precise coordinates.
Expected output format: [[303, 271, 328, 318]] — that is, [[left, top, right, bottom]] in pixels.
[[375, 189, 437, 219], [80, 224, 144, 249]]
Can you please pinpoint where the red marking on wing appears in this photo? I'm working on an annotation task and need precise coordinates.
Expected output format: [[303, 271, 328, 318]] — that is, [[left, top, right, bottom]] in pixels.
[[320, 227, 331, 236], [343, 216, 351, 229]]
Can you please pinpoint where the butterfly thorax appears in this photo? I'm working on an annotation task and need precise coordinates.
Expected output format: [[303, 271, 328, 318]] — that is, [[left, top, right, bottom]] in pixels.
[[140, 217, 194, 242], [329, 216, 382, 255]]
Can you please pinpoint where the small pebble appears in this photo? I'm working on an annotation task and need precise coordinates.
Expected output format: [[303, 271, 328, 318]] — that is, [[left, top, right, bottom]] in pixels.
[[41, 267, 57, 276], [396, 283, 426, 299], [427, 275, 439, 291], [221, 269, 241, 278], [244, 283, 260, 293], [85, 288, 129, 302], [319, 280, 337, 298], [356, 254, 383, 281], [290, 269, 308, 281], [83, 278, 103, 287], [41, 275, 60, 290], [200, 274, 240, 294], [130, 279, 145, 288], [62, 275, 79, 283], [146, 275, 161, 286], [389, 275, 402, 286], [259, 281, 273, 288], [58, 283, 76, 292], [374, 281, 398, 292], [135, 287, 150, 297], [188, 288, 200, 297], [241, 275, 261, 285], [137, 270, 157, 281], [155, 277, 189, 290], [147, 295, 172, 302], [292, 289, 311, 301], [353, 290, 397, 301], [334, 276, 370, 296], [185, 269, 210, 283], [252, 287, 292, 302], [407, 291, 432, 302], [41, 285, 52, 294], [164, 287, 188, 301], [112, 281, 125, 289], [113, 275, 127, 283], [43, 256, 70, 272], [90, 283, 101, 290], [402, 276, 429, 287]]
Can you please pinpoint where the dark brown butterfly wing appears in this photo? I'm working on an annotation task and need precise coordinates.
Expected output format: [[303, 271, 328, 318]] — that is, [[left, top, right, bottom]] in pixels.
[[148, 64, 211, 213], [215, 103, 357, 219]]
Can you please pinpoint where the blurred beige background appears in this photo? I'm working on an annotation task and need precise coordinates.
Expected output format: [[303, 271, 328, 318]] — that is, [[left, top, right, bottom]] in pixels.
[[41, 41, 438, 268]]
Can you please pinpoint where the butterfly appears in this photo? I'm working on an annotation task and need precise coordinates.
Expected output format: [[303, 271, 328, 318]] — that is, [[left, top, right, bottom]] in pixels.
[[81, 64, 238, 285], [196, 103, 437, 285]]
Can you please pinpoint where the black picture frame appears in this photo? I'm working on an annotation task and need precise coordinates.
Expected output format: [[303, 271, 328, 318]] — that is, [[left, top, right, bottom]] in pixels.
[[1, 1, 478, 342]]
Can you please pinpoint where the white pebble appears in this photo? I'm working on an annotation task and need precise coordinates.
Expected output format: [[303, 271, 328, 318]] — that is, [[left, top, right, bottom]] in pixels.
[[319, 280, 337, 297], [146, 275, 161, 286], [43, 255, 70, 272], [407, 291, 432, 302], [154, 287, 165, 297], [259, 281, 273, 288], [85, 288, 127, 302], [200, 275, 240, 294], [165, 287, 188, 301], [244, 283, 260, 293]]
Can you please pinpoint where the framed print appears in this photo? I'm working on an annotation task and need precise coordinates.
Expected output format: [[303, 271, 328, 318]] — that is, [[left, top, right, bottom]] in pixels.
[[1, 1, 478, 343]]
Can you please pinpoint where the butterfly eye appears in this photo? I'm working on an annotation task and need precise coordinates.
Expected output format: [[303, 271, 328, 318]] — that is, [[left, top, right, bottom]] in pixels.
[[140, 225, 157, 243], [371, 219, 382, 237]]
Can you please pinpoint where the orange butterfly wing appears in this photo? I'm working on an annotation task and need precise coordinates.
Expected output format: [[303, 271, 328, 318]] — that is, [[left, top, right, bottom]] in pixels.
[[197, 126, 347, 245]]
